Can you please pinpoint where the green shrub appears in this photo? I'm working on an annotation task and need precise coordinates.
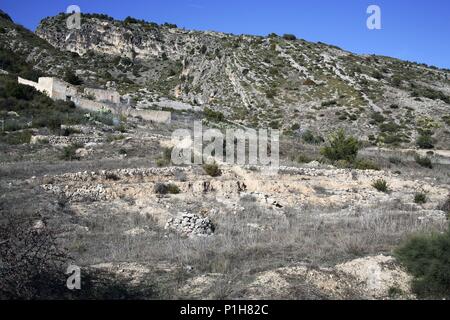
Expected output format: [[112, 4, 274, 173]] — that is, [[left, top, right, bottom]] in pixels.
[[389, 156, 402, 165], [60, 143, 82, 161], [439, 194, 450, 217], [353, 158, 380, 170], [379, 122, 400, 133], [282, 34, 297, 41], [416, 134, 434, 149], [294, 154, 313, 164], [395, 225, 450, 299], [3, 82, 36, 100], [414, 192, 427, 204], [204, 108, 224, 122], [0, 130, 31, 145], [372, 70, 383, 80], [302, 130, 324, 145], [265, 88, 277, 99], [320, 129, 359, 162], [154, 183, 180, 195], [203, 162, 221, 177], [372, 179, 389, 193], [443, 115, 450, 126], [321, 100, 337, 107], [63, 69, 83, 85], [370, 112, 385, 124], [156, 147, 172, 167], [415, 155, 433, 169]]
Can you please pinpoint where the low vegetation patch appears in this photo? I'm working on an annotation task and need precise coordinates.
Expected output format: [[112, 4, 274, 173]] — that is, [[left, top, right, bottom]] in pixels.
[[320, 129, 359, 162], [395, 225, 450, 299], [372, 179, 389, 193], [60, 143, 83, 161], [414, 155, 433, 169], [302, 130, 324, 145], [416, 134, 434, 149], [154, 182, 180, 195], [203, 162, 221, 177], [204, 108, 224, 122], [156, 147, 173, 167], [414, 192, 427, 204]]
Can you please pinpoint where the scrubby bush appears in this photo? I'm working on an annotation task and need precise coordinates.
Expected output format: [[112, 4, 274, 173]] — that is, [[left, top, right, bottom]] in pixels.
[[156, 147, 173, 167], [321, 100, 337, 107], [416, 134, 434, 149], [372, 179, 389, 193], [3, 82, 36, 100], [415, 155, 433, 169], [0, 130, 31, 145], [353, 158, 380, 171], [414, 192, 427, 204], [439, 194, 450, 218], [204, 108, 224, 122], [63, 69, 83, 85], [282, 34, 297, 41], [265, 88, 277, 99], [301, 130, 324, 145], [60, 143, 83, 161], [370, 112, 385, 124], [395, 225, 450, 299], [389, 156, 402, 165], [154, 182, 180, 195], [320, 129, 359, 162], [203, 162, 221, 177], [294, 154, 313, 164]]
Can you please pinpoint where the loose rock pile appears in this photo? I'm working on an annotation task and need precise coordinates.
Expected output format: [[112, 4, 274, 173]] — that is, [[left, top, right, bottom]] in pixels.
[[165, 213, 215, 237]]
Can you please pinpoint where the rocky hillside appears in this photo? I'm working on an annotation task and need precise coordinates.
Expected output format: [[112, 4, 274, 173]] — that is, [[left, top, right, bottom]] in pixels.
[[3, 11, 450, 147]]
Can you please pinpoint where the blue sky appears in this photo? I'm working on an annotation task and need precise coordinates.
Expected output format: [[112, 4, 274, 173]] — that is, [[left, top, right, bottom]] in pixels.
[[1, 0, 449, 69]]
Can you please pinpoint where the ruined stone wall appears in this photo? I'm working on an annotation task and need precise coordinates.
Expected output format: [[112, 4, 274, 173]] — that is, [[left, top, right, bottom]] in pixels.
[[127, 109, 171, 124], [71, 97, 112, 113], [84, 87, 120, 104], [50, 78, 78, 101], [18, 76, 80, 101], [18, 77, 52, 96]]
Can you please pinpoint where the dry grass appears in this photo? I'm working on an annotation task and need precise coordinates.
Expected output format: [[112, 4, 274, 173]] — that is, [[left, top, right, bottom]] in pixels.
[[60, 197, 446, 299]]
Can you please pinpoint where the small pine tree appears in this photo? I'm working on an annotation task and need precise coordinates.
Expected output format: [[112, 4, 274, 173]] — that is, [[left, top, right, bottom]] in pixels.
[[320, 129, 359, 162]]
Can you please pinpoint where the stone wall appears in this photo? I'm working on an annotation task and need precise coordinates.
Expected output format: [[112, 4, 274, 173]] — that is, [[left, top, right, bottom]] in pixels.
[[72, 97, 112, 113], [84, 87, 120, 104], [18, 77, 78, 101], [50, 78, 78, 101], [127, 108, 171, 124]]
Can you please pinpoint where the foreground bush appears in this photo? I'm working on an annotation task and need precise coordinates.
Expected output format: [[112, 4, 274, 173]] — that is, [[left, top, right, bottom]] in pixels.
[[320, 129, 359, 162], [395, 225, 450, 299], [415, 155, 433, 169], [204, 107, 224, 122], [416, 134, 434, 149], [203, 162, 221, 177], [414, 192, 427, 204], [60, 143, 83, 161], [302, 130, 324, 145], [154, 182, 180, 195], [372, 179, 389, 193]]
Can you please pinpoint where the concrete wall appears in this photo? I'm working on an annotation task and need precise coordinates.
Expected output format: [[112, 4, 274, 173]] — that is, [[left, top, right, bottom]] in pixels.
[[84, 87, 120, 104]]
